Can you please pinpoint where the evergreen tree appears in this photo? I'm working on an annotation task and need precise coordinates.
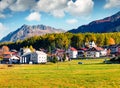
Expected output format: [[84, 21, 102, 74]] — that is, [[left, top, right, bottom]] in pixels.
[[52, 56, 58, 63], [62, 53, 66, 62]]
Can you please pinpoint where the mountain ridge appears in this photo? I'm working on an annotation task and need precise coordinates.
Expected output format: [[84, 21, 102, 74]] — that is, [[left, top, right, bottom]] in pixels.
[[0, 24, 65, 42], [68, 11, 120, 33]]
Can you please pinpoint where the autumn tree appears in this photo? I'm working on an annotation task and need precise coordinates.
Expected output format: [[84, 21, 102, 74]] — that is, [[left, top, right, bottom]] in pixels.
[[71, 34, 84, 49], [96, 34, 105, 46], [29, 45, 35, 52], [104, 36, 109, 46], [2, 46, 9, 54], [55, 34, 70, 49], [109, 37, 115, 45], [48, 35, 56, 50]]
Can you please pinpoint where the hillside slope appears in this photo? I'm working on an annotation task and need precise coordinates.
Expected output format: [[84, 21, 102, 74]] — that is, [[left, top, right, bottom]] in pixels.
[[0, 24, 64, 42], [68, 11, 120, 33]]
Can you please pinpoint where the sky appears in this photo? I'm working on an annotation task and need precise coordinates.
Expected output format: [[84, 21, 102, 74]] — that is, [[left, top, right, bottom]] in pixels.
[[0, 0, 120, 39]]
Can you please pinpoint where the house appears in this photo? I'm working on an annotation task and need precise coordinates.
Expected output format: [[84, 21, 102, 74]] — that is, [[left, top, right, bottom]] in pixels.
[[67, 47, 78, 59], [86, 47, 107, 58], [31, 51, 47, 64], [9, 56, 20, 64], [109, 44, 120, 55], [77, 48, 88, 57], [20, 51, 47, 64], [19, 48, 32, 56], [2, 52, 12, 63], [89, 41, 96, 48], [11, 49, 18, 56], [85, 41, 96, 48], [55, 49, 65, 61]]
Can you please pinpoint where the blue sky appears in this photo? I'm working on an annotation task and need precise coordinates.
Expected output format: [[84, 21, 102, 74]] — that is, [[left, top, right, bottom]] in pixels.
[[0, 0, 120, 39]]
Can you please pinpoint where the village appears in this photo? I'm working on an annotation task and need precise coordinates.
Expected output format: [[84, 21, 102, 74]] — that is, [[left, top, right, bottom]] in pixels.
[[0, 41, 120, 64]]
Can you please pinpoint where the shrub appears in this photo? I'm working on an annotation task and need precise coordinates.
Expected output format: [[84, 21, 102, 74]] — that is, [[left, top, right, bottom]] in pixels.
[[62, 54, 66, 62], [52, 56, 58, 63], [110, 56, 120, 63]]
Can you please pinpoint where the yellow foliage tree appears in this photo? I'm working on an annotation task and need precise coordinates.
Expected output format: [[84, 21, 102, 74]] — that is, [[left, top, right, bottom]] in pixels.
[[29, 45, 35, 52]]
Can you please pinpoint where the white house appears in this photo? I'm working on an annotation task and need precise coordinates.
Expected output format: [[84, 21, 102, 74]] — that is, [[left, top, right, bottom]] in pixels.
[[31, 51, 47, 64], [85, 41, 96, 48], [89, 41, 96, 48], [20, 51, 47, 64], [86, 47, 107, 58], [100, 49, 107, 56], [19, 48, 32, 56], [67, 47, 78, 59]]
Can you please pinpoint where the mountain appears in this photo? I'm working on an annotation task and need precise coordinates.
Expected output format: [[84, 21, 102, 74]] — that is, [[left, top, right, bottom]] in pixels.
[[68, 11, 120, 33], [0, 24, 65, 42]]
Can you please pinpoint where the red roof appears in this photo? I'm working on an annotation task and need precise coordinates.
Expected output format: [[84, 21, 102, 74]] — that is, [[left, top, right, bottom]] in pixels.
[[88, 47, 104, 51], [70, 47, 77, 51], [3, 52, 12, 55], [79, 48, 88, 51], [57, 49, 64, 52], [95, 47, 104, 51]]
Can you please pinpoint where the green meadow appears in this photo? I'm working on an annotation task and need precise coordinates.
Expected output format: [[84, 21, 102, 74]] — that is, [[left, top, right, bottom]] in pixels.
[[0, 59, 120, 88]]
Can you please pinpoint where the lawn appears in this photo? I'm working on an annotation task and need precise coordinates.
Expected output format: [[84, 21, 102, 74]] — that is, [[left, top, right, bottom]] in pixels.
[[0, 59, 120, 88]]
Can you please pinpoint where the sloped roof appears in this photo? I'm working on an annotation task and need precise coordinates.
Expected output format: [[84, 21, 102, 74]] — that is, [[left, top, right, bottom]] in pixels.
[[3, 52, 12, 55], [78, 48, 88, 51], [36, 51, 47, 55], [88, 47, 104, 51], [70, 47, 77, 51]]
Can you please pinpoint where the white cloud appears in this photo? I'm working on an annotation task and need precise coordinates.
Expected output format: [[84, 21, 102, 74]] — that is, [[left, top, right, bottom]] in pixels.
[[66, 0, 94, 16], [0, 0, 94, 18], [26, 12, 41, 21], [33, 0, 68, 17], [0, 13, 6, 18], [51, 10, 65, 18], [9, 0, 36, 11], [0, 0, 15, 12], [66, 19, 78, 24], [0, 22, 8, 39], [33, 0, 94, 17], [104, 0, 120, 9], [34, 0, 68, 12]]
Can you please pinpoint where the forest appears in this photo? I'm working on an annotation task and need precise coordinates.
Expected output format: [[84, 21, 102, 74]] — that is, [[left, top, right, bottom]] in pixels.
[[0, 32, 120, 51]]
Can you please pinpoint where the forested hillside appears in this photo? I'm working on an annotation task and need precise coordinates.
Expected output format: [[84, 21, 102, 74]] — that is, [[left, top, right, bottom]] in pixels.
[[0, 32, 120, 51], [68, 11, 120, 33]]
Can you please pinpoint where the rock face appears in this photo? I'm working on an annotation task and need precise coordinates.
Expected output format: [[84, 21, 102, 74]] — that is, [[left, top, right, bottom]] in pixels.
[[68, 11, 120, 33], [0, 24, 65, 42]]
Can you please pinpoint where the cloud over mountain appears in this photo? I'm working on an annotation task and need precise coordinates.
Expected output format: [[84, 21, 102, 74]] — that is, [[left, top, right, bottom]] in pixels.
[[25, 12, 41, 21]]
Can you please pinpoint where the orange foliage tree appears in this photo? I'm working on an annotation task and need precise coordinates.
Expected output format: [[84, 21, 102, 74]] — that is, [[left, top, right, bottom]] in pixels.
[[109, 38, 115, 45], [2, 46, 9, 54]]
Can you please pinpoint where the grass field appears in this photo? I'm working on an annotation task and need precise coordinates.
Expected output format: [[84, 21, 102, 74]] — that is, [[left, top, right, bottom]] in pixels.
[[0, 59, 120, 88]]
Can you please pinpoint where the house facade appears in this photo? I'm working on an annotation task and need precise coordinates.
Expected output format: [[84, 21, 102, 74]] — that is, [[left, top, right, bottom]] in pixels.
[[21, 51, 47, 64], [9, 56, 20, 64], [2, 52, 12, 63], [19, 48, 32, 56], [109, 44, 120, 55], [89, 41, 96, 48], [67, 47, 78, 59], [86, 47, 107, 58], [77, 48, 87, 57]]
